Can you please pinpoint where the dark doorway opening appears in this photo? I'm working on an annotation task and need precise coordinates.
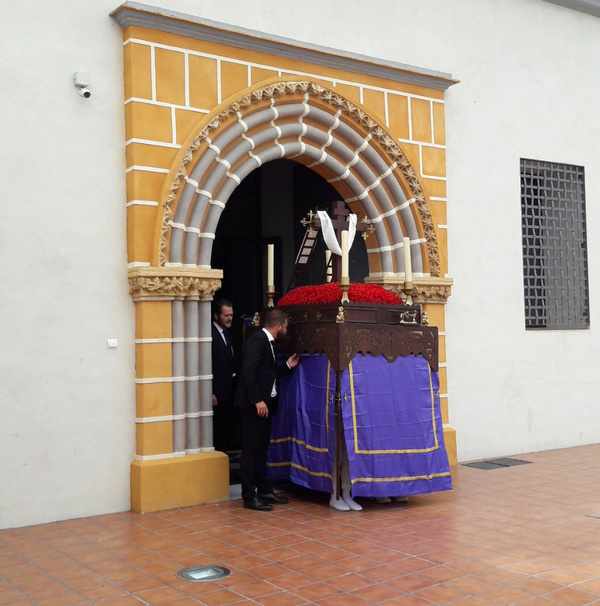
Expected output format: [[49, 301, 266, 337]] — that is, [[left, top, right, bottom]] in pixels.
[[210, 159, 368, 483]]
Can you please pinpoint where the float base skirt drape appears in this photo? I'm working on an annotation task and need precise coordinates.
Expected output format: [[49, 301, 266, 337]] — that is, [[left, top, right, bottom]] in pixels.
[[267, 354, 452, 497]]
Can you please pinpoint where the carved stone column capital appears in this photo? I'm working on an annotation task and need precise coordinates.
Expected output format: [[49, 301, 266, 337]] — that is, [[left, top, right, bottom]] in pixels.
[[412, 277, 453, 304], [365, 276, 453, 304], [128, 266, 223, 300]]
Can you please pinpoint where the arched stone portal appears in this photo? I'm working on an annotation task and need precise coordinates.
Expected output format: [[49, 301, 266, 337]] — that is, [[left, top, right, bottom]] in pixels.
[[114, 3, 456, 512], [161, 79, 439, 279]]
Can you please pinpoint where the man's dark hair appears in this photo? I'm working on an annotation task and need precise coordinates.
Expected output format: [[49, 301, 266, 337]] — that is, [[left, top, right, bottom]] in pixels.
[[212, 299, 232, 316], [264, 309, 288, 328]]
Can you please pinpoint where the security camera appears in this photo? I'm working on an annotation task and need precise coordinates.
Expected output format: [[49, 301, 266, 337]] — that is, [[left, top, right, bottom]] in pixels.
[[73, 71, 91, 99]]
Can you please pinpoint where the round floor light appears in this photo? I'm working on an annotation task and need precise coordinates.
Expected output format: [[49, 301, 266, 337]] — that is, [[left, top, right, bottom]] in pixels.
[[176, 565, 231, 582]]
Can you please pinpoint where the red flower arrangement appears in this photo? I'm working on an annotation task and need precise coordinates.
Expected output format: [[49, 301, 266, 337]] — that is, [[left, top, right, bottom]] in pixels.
[[277, 282, 403, 307]]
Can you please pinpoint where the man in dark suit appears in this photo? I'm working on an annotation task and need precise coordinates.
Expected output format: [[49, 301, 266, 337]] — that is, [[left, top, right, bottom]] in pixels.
[[235, 309, 299, 511], [211, 299, 238, 453]]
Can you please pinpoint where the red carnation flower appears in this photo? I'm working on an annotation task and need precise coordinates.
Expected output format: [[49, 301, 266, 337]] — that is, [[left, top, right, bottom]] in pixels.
[[277, 283, 403, 307]]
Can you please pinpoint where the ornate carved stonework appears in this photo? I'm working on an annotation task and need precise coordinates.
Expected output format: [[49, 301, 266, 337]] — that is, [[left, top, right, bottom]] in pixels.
[[286, 320, 438, 372], [160, 80, 441, 276], [270, 302, 437, 372], [128, 267, 222, 300], [413, 279, 454, 304], [365, 276, 453, 304]]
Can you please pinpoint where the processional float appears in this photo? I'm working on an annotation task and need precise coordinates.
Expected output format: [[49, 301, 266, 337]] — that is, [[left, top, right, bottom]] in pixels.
[[258, 201, 452, 502]]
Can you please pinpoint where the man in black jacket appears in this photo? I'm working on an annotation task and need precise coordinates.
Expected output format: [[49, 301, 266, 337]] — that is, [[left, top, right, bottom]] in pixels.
[[235, 309, 299, 511], [211, 299, 238, 453]]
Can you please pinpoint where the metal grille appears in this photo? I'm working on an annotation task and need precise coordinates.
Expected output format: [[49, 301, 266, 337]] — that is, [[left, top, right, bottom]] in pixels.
[[520, 158, 589, 329]]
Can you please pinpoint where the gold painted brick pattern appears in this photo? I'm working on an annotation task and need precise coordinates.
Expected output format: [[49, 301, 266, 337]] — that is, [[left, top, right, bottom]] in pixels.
[[124, 42, 152, 100], [425, 179, 447, 200], [428, 199, 448, 227], [388, 94, 410, 140], [155, 48, 186, 106], [175, 109, 205, 146], [188, 55, 218, 109], [443, 427, 457, 465], [136, 421, 173, 456], [136, 383, 173, 418], [127, 205, 159, 263], [362, 89, 386, 126], [334, 83, 361, 106], [125, 102, 173, 143], [135, 301, 172, 340], [423, 303, 445, 330], [126, 171, 168, 201], [437, 335, 447, 365], [432, 102, 446, 146], [122, 31, 449, 275], [410, 98, 432, 143], [131, 453, 230, 512], [436, 229, 449, 276], [422, 147, 446, 178], [120, 22, 456, 477], [251, 66, 278, 84], [126, 142, 178, 171], [220, 61, 249, 103], [135, 343, 172, 379]]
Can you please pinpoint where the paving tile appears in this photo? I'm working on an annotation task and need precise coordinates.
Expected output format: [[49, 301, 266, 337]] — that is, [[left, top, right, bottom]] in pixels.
[[316, 594, 370, 605], [508, 575, 563, 595], [446, 574, 499, 594], [352, 582, 405, 602], [267, 571, 315, 590], [299, 562, 348, 581], [3, 445, 600, 606], [291, 581, 343, 601], [229, 580, 281, 599], [414, 583, 469, 603], [385, 573, 438, 592], [544, 586, 600, 605], [480, 584, 535, 604], [132, 585, 188, 603], [188, 587, 246, 605], [325, 572, 376, 592]]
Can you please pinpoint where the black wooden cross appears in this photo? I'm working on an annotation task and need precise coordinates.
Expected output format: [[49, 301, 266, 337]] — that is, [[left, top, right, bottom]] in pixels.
[[305, 201, 369, 282]]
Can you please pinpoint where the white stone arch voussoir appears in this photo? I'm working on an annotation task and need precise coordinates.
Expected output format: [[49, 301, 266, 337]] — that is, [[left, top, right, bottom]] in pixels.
[[161, 81, 440, 278]]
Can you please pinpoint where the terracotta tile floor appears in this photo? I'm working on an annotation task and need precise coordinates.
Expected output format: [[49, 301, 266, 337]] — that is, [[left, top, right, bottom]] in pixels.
[[2, 444, 600, 605]]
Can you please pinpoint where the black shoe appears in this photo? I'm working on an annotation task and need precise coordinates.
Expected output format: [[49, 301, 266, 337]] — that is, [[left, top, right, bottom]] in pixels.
[[243, 496, 273, 511], [258, 492, 289, 505]]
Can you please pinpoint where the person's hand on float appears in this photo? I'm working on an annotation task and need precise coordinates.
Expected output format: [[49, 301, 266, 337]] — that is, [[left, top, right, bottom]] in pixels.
[[255, 401, 269, 417]]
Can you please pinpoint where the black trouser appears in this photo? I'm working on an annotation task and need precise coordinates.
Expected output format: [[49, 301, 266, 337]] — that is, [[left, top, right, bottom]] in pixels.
[[213, 397, 235, 452], [240, 408, 273, 501]]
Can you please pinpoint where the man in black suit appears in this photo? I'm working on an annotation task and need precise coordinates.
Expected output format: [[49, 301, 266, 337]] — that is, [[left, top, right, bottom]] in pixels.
[[235, 309, 299, 511], [211, 299, 238, 453]]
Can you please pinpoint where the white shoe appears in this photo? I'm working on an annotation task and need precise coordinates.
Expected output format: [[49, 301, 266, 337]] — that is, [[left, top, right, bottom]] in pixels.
[[341, 490, 362, 511], [393, 496, 409, 502], [329, 495, 350, 511], [376, 497, 391, 504]]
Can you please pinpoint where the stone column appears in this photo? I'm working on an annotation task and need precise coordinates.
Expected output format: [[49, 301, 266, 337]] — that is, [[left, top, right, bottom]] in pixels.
[[198, 296, 215, 450], [172, 298, 185, 453], [128, 266, 229, 512]]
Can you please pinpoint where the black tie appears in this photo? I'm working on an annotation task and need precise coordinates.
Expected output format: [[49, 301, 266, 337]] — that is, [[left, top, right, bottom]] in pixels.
[[270, 340, 276, 363], [224, 331, 234, 357]]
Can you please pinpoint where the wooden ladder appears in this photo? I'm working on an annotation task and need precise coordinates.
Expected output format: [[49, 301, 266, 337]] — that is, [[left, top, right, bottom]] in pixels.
[[285, 225, 321, 293]]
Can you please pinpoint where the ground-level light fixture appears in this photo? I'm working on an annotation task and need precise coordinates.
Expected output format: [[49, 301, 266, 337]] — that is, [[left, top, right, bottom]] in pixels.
[[176, 565, 231, 582]]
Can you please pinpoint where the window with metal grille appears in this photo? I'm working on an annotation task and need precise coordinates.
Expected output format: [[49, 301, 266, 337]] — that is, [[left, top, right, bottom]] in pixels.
[[520, 158, 589, 329]]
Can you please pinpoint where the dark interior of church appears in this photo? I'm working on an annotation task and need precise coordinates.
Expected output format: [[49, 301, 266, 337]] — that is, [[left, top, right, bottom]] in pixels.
[[211, 159, 369, 477]]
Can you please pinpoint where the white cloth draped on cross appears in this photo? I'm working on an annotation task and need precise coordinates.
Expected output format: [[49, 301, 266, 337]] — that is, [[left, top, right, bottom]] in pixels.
[[317, 210, 357, 256]]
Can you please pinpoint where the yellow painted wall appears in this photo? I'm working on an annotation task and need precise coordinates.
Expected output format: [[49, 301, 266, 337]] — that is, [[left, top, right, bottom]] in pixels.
[[123, 17, 455, 512]]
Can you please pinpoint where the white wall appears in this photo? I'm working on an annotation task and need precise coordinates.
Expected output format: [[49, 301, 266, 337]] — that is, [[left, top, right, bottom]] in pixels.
[[0, 2, 134, 529], [2, 0, 599, 527], [135, 0, 600, 460]]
